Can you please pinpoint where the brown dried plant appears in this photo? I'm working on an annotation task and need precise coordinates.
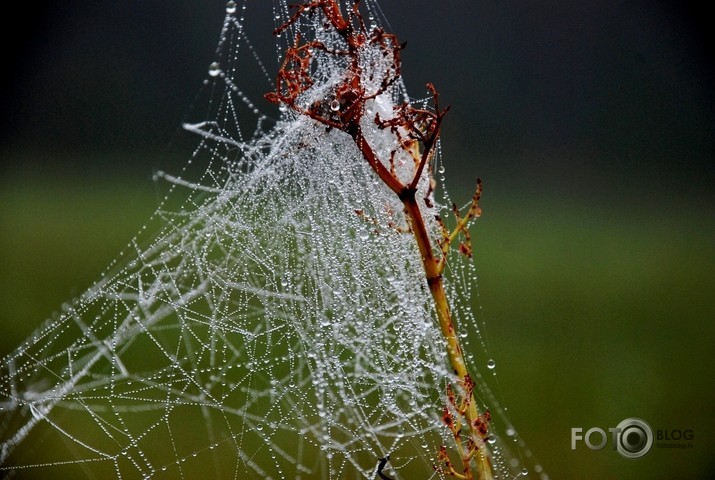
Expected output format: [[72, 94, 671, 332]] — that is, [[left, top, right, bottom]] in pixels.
[[265, 1, 493, 478]]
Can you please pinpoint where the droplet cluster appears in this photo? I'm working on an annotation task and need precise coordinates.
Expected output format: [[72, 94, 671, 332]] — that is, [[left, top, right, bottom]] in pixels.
[[0, 2, 543, 479]]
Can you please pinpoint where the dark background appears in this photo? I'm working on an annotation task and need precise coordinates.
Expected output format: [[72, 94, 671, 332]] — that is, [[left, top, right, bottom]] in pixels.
[[1, 1, 713, 196], [1, 1, 713, 479]]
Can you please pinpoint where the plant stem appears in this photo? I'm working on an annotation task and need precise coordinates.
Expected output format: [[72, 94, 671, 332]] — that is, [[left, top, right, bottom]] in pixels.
[[402, 192, 493, 480], [265, 2, 494, 476], [353, 131, 492, 480]]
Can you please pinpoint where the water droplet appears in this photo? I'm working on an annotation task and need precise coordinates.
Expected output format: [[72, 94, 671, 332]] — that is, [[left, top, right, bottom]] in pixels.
[[487, 434, 497, 444], [521, 467, 529, 476], [256, 424, 264, 431], [438, 165, 445, 174], [225, 1, 236, 13], [208, 62, 220, 77], [487, 359, 496, 369], [330, 99, 340, 111]]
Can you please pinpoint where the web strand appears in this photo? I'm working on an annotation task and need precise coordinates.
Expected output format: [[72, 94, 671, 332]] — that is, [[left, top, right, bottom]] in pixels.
[[0, 2, 544, 479]]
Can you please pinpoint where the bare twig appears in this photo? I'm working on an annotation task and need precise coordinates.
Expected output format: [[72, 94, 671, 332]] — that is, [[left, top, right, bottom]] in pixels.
[[265, 2, 492, 478]]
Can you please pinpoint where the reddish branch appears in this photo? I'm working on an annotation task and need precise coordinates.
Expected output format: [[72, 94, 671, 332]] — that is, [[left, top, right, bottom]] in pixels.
[[265, 2, 492, 478]]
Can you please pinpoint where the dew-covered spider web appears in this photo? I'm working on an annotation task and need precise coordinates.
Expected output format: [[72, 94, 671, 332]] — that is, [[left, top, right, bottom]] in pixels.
[[0, 1, 546, 479]]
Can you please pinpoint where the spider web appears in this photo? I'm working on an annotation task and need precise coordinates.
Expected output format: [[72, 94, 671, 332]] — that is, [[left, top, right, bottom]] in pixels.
[[0, 1, 546, 478]]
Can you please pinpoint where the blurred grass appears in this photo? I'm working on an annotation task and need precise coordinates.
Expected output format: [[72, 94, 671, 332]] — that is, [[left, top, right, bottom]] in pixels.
[[474, 191, 715, 479], [0, 163, 158, 354], [1, 161, 713, 479]]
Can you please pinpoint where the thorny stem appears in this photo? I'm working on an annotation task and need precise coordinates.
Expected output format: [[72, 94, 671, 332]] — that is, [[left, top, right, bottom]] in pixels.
[[265, 2, 493, 478]]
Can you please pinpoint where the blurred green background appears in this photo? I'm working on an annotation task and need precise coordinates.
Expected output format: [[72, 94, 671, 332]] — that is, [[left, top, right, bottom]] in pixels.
[[1, 1, 713, 479]]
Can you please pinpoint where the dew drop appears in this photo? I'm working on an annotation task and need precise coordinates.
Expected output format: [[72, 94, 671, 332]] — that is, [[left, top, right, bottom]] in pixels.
[[487, 359, 496, 369], [256, 424, 264, 431], [330, 99, 340, 111], [208, 62, 221, 77], [225, 1, 236, 14], [438, 165, 445, 174], [487, 434, 497, 444], [521, 467, 529, 476]]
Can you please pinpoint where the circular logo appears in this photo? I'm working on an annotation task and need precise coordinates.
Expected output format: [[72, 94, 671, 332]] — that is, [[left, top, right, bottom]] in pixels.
[[615, 418, 653, 459]]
